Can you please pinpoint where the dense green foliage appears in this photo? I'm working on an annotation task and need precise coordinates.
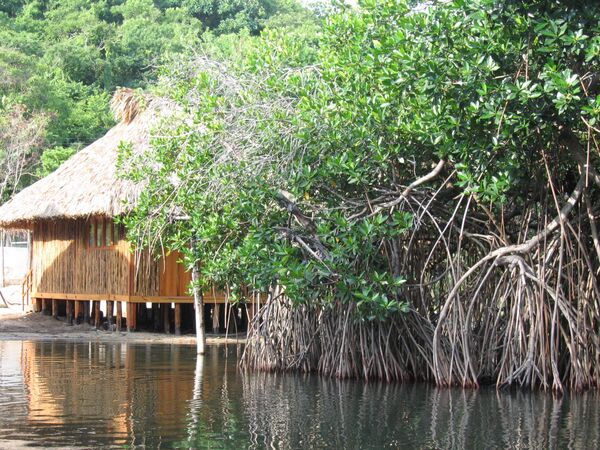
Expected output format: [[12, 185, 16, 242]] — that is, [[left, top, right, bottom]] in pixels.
[[0, 0, 304, 198], [123, 0, 600, 388], [126, 0, 600, 312]]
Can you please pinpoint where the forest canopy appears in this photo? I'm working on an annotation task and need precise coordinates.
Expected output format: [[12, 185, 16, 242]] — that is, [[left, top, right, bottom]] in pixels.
[[121, 0, 600, 391], [0, 0, 310, 199]]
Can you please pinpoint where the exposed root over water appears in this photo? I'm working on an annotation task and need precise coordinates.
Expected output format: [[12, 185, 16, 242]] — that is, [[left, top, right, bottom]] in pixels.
[[243, 149, 600, 392]]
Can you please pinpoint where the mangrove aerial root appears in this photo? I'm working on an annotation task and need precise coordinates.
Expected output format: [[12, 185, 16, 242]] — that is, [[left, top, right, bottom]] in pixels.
[[243, 159, 600, 392]]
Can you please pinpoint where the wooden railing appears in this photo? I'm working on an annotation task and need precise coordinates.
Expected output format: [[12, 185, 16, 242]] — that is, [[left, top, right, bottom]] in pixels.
[[21, 269, 32, 311]]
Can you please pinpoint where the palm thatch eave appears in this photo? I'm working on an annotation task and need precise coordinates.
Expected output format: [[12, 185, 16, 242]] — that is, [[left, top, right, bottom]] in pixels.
[[0, 90, 178, 230]]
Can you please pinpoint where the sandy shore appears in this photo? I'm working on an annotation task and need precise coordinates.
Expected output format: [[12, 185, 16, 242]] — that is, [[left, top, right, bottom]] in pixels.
[[0, 285, 245, 345]]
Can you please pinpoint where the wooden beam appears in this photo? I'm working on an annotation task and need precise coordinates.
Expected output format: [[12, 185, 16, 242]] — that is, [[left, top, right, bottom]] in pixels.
[[32, 292, 129, 302], [52, 299, 58, 319], [30, 292, 261, 304], [174, 303, 181, 336], [128, 295, 195, 304], [116, 301, 123, 332]]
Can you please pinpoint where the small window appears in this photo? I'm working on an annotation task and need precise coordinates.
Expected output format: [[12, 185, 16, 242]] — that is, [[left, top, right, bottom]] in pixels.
[[89, 222, 96, 247], [87, 218, 119, 249], [106, 222, 113, 247], [97, 222, 104, 247]]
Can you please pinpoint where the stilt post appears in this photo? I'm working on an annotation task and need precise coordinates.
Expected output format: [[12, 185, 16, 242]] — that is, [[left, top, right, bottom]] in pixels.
[[66, 300, 73, 325], [175, 303, 182, 336], [152, 303, 160, 332], [94, 301, 101, 328], [163, 303, 170, 334], [127, 303, 137, 332], [107, 300, 114, 327], [84, 301, 90, 324], [74, 301, 80, 320], [116, 301, 123, 332]]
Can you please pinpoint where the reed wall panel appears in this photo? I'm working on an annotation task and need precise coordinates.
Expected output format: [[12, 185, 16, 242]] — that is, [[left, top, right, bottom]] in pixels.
[[33, 219, 130, 296], [32, 219, 192, 299]]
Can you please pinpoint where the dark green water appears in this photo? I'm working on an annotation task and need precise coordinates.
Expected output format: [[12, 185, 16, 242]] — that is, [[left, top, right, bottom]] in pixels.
[[0, 340, 598, 449]]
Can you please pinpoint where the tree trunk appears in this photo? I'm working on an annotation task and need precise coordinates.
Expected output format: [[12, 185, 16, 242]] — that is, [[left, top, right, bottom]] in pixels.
[[191, 238, 205, 355]]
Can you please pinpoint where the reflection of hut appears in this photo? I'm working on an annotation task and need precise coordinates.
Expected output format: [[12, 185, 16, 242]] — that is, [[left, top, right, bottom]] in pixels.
[[19, 341, 195, 447], [0, 90, 231, 333]]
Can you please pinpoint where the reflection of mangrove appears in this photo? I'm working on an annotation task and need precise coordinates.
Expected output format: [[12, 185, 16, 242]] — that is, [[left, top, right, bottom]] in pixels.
[[17, 342, 600, 449], [184, 350, 600, 449]]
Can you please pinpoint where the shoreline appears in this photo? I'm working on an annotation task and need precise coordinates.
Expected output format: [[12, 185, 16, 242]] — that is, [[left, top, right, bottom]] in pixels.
[[0, 330, 247, 345], [0, 297, 246, 345]]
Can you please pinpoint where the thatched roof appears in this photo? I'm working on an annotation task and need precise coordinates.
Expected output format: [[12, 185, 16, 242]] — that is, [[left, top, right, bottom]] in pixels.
[[0, 89, 177, 229]]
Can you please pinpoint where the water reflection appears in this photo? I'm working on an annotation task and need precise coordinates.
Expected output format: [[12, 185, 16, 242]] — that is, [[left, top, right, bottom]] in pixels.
[[0, 340, 598, 449]]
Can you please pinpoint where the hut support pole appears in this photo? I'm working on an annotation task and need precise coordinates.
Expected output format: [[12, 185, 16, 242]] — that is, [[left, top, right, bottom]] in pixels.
[[94, 301, 101, 328], [107, 301, 114, 327], [52, 299, 58, 319], [127, 303, 137, 332], [175, 303, 182, 336], [152, 303, 160, 332], [162, 303, 170, 334], [66, 300, 73, 325], [41, 299, 49, 315], [116, 301, 122, 332], [191, 236, 205, 355], [84, 301, 90, 324], [34, 298, 42, 313], [74, 301, 81, 322]]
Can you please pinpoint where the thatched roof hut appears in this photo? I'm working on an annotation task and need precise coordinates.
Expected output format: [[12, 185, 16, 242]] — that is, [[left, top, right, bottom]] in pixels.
[[0, 89, 175, 229], [0, 89, 241, 334]]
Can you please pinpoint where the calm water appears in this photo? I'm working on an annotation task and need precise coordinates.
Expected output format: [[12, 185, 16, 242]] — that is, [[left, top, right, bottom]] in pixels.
[[0, 341, 598, 449]]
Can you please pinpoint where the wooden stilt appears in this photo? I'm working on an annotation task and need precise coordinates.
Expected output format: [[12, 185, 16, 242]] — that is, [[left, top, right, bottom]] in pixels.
[[116, 301, 123, 332], [152, 303, 160, 332], [107, 301, 114, 327], [162, 303, 170, 334], [84, 301, 90, 324], [52, 299, 58, 318], [174, 303, 182, 336], [127, 303, 137, 332], [41, 298, 50, 315], [74, 300, 80, 321], [35, 298, 42, 313], [94, 301, 101, 328], [66, 300, 73, 325]]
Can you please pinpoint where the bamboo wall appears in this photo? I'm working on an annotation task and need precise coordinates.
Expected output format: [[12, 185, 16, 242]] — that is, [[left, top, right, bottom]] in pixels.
[[32, 218, 190, 298]]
